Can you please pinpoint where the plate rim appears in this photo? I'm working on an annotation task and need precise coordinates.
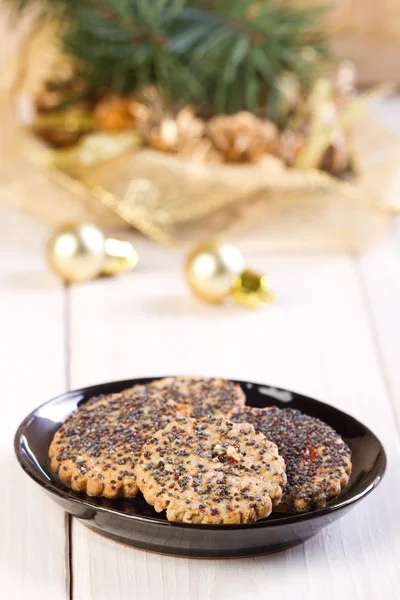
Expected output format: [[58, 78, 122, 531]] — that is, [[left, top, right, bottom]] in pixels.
[[14, 376, 387, 531]]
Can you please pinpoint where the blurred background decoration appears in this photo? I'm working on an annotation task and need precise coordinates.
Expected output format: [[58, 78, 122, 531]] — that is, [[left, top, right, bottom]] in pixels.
[[185, 240, 275, 307], [0, 0, 400, 253], [46, 222, 138, 283]]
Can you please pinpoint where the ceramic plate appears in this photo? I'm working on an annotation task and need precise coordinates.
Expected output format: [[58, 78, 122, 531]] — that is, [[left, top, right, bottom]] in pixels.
[[15, 377, 386, 558]]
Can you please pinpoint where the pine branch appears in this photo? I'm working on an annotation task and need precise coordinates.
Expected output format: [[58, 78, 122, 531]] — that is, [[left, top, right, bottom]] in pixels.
[[8, 0, 331, 119], [175, 0, 329, 116], [62, 1, 202, 102]]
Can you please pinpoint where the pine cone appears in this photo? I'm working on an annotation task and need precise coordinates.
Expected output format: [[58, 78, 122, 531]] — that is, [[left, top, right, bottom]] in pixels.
[[35, 63, 81, 113], [206, 112, 280, 163], [32, 102, 93, 148], [34, 127, 82, 149], [36, 86, 68, 113], [132, 89, 205, 154]]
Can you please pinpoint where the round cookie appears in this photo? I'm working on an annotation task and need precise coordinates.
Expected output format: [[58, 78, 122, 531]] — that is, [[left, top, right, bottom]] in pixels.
[[146, 376, 246, 419], [49, 389, 188, 498], [231, 406, 352, 513], [134, 415, 286, 524]]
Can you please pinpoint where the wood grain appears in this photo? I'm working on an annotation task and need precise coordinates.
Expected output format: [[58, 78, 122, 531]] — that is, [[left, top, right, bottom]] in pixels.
[[358, 217, 400, 429], [0, 203, 69, 600], [68, 244, 400, 600]]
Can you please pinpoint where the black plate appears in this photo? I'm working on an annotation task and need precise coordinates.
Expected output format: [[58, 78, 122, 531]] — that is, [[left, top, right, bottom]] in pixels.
[[15, 377, 386, 558]]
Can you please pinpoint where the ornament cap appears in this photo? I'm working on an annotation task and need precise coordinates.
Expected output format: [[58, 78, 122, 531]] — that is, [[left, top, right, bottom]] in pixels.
[[46, 222, 138, 283], [230, 269, 275, 308], [102, 238, 138, 276]]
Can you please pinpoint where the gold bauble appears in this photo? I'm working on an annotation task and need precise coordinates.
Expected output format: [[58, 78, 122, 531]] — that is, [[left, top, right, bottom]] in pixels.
[[185, 241, 245, 304], [46, 222, 138, 283], [185, 241, 275, 307]]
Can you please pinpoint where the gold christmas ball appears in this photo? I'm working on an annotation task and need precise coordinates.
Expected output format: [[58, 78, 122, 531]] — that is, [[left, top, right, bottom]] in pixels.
[[185, 240, 245, 303], [46, 222, 138, 283]]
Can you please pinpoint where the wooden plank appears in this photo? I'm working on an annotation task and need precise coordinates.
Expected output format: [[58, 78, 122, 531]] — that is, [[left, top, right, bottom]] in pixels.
[[69, 241, 400, 600], [356, 97, 400, 425], [0, 204, 69, 600], [358, 217, 400, 428]]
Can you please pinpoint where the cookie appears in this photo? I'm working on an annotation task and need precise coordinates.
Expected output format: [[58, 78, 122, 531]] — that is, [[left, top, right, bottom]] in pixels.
[[145, 376, 246, 419], [49, 389, 188, 498], [231, 406, 352, 513], [134, 415, 286, 524]]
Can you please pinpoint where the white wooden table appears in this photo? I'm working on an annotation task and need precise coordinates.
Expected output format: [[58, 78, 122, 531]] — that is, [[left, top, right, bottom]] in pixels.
[[2, 104, 400, 600]]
